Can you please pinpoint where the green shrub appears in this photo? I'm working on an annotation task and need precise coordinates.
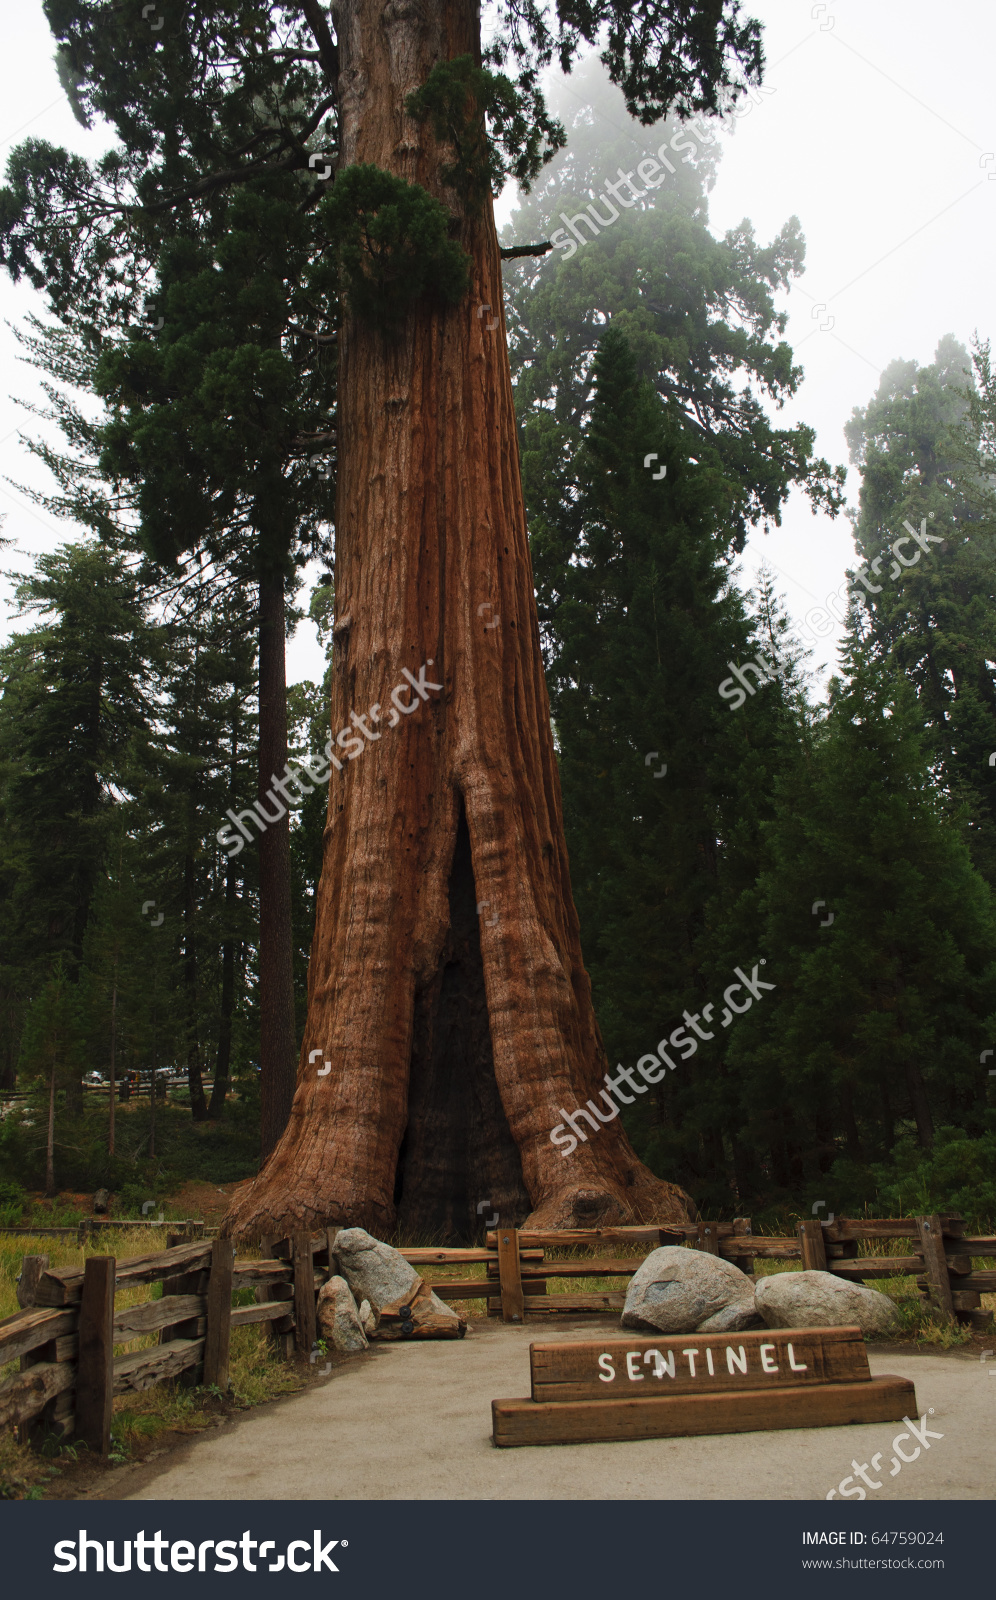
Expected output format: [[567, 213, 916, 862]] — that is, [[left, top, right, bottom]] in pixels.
[[823, 1128, 996, 1230], [322, 164, 469, 326]]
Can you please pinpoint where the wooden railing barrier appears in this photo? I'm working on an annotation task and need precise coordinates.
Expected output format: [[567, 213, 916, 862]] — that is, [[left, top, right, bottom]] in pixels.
[[1, 1212, 991, 1455]]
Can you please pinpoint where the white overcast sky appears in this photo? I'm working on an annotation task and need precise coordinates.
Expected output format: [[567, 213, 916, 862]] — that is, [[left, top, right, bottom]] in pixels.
[[1, 0, 993, 687]]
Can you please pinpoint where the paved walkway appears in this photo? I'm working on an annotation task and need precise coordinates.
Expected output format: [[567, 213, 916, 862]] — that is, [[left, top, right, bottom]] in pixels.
[[102, 1320, 993, 1501]]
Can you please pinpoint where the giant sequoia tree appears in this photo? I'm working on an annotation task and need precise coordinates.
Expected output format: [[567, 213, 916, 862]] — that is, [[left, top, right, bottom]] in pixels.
[[13, 1, 767, 1239], [229, 0, 766, 1241]]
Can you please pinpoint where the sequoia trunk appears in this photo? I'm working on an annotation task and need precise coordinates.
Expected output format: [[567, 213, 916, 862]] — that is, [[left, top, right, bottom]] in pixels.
[[224, 0, 692, 1241]]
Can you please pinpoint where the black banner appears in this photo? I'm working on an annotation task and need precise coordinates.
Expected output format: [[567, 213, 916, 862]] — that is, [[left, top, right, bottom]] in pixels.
[[0, 1499, 987, 1596]]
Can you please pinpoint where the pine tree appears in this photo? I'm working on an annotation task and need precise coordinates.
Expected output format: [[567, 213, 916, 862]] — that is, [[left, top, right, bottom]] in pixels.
[[737, 643, 996, 1208], [0, 541, 156, 981], [17, 962, 85, 1196], [530, 326, 810, 1211], [844, 336, 996, 880], [6, 170, 335, 1155], [505, 55, 845, 548]]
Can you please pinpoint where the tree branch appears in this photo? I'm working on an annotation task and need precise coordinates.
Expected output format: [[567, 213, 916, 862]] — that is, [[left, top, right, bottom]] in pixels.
[[500, 241, 553, 259], [299, 0, 340, 95], [286, 323, 338, 344], [139, 96, 336, 213]]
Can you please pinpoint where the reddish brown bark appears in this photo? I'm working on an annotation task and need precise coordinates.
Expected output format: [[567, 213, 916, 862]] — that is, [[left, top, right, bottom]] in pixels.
[[258, 567, 298, 1156], [223, 0, 693, 1242]]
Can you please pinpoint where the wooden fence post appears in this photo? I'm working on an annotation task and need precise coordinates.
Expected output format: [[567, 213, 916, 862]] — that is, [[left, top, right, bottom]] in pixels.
[[16, 1255, 49, 1310], [733, 1218, 754, 1276], [292, 1232, 317, 1355], [258, 1236, 294, 1361], [697, 1222, 721, 1255], [161, 1232, 207, 1386], [16, 1255, 53, 1446], [497, 1227, 525, 1323], [797, 1219, 828, 1271], [76, 1255, 115, 1456], [202, 1238, 234, 1392], [916, 1214, 955, 1320]]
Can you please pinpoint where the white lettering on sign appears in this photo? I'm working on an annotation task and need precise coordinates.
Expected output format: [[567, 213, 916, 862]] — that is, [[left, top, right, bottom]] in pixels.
[[592, 1338, 817, 1385]]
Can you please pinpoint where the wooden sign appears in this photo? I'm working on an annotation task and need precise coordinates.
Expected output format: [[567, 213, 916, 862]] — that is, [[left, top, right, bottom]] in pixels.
[[492, 1325, 916, 1449], [530, 1326, 870, 1403]]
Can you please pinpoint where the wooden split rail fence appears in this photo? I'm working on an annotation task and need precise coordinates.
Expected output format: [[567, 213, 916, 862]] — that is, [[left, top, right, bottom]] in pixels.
[[481, 1214, 996, 1330], [0, 1225, 506, 1455], [1, 1212, 992, 1456]]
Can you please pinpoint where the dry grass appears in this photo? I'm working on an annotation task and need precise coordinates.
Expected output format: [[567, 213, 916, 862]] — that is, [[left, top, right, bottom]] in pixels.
[[745, 1234, 992, 1346], [0, 1228, 310, 1497]]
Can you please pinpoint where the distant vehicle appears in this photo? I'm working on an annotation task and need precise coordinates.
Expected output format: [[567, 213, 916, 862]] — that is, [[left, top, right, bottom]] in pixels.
[[83, 1070, 105, 1087], [113, 1067, 178, 1101]]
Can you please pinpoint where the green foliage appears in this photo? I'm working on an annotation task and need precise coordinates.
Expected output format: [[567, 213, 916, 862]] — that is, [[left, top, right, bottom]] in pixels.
[[0, 1093, 260, 1195], [0, 1185, 26, 1228], [323, 165, 469, 326], [723, 648, 996, 1211], [823, 1129, 996, 1231], [845, 335, 996, 883], [485, 0, 764, 126], [504, 59, 845, 549], [405, 55, 565, 196], [0, 543, 157, 981]]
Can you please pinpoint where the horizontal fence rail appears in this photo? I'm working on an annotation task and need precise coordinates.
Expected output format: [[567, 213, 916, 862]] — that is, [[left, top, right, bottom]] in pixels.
[[1, 1214, 992, 1454]]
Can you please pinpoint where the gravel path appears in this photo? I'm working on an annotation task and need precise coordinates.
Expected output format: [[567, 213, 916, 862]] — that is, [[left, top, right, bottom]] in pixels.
[[96, 1320, 994, 1502]]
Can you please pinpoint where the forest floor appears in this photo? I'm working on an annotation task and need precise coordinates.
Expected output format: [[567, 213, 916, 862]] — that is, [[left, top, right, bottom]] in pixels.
[[76, 1317, 994, 1503]]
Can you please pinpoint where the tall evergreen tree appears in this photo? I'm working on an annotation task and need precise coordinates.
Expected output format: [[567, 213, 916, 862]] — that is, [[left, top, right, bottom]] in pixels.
[[17, 962, 85, 1196], [5, 160, 336, 1155], [732, 643, 996, 1210], [505, 55, 845, 550], [530, 327, 810, 1210], [0, 542, 156, 982], [844, 335, 996, 881]]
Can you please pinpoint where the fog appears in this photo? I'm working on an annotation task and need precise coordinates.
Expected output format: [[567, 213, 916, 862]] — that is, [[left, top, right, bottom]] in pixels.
[[2, 0, 993, 685]]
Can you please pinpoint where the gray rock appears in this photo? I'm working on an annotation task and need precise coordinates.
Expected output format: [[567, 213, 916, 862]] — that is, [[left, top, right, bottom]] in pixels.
[[333, 1227, 465, 1338], [334, 1227, 421, 1309], [621, 1246, 760, 1335], [358, 1298, 377, 1336], [317, 1274, 368, 1354], [754, 1270, 899, 1334]]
